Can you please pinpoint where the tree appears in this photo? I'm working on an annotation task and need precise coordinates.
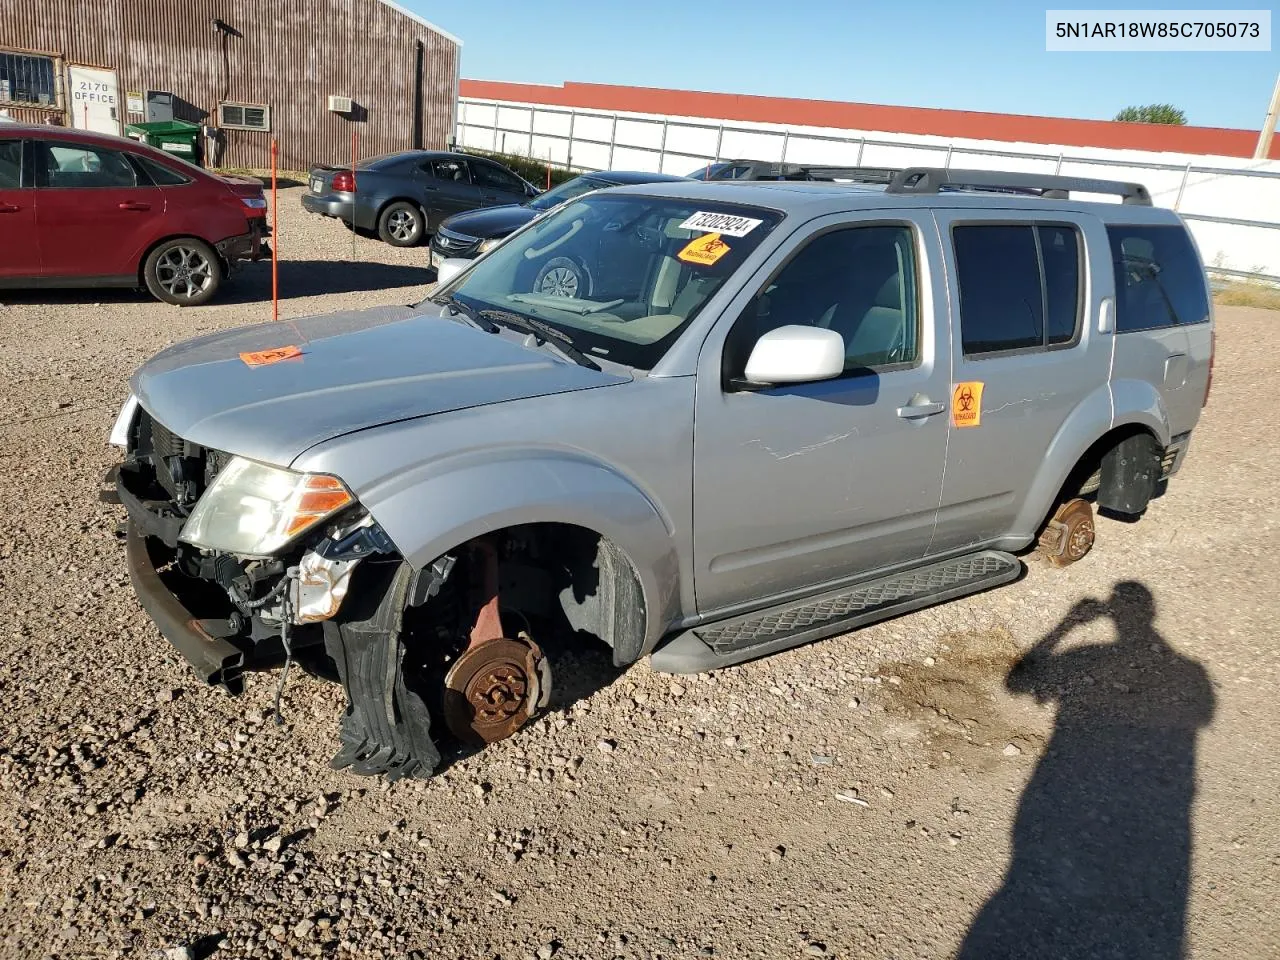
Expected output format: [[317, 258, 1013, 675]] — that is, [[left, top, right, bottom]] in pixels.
[[1114, 104, 1187, 125]]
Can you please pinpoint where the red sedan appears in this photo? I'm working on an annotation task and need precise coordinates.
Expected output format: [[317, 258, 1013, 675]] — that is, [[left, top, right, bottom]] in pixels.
[[0, 125, 269, 306]]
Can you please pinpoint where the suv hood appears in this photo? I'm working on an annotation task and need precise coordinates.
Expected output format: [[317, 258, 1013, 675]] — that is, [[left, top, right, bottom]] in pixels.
[[130, 305, 628, 465]]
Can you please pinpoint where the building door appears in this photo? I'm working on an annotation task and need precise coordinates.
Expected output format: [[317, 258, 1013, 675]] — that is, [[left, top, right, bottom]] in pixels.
[[67, 65, 121, 135]]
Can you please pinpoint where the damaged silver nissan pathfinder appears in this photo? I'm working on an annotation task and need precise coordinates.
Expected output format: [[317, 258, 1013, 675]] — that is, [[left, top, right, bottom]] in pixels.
[[107, 168, 1213, 780]]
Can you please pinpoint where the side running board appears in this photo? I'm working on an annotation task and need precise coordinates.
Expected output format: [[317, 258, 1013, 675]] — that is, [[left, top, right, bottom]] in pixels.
[[651, 550, 1021, 675]]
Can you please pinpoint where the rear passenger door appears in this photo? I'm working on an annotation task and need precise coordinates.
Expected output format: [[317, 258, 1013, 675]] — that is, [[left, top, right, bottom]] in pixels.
[[0, 138, 41, 278], [929, 210, 1109, 553], [415, 157, 482, 227], [1106, 223, 1211, 437], [33, 140, 167, 280], [471, 160, 530, 206]]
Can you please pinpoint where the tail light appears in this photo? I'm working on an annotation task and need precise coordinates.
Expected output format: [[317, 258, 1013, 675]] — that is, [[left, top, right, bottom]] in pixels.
[[331, 170, 355, 193], [1203, 330, 1215, 407]]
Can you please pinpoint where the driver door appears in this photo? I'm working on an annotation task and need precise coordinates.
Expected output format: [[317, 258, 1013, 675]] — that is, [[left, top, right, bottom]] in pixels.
[[692, 213, 952, 614]]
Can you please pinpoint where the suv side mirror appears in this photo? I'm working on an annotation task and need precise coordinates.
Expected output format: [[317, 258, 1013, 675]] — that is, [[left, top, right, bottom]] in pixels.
[[742, 325, 844, 387]]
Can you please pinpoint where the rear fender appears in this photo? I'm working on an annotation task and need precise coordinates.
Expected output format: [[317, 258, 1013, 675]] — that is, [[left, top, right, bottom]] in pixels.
[[358, 451, 682, 658], [1109, 377, 1173, 447], [1009, 379, 1171, 541]]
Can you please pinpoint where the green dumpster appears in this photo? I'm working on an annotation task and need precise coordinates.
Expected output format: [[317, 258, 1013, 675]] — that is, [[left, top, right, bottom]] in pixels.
[[125, 120, 203, 166]]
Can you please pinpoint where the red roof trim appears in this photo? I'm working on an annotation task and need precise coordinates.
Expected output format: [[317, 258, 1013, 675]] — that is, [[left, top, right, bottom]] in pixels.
[[459, 79, 1279, 161]]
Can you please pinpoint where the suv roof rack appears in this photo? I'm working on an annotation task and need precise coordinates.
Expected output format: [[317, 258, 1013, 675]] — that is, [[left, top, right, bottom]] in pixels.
[[885, 167, 1153, 205]]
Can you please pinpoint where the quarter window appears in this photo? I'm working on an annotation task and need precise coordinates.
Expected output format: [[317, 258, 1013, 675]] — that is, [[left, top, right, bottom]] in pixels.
[[953, 223, 1083, 355], [1107, 225, 1209, 331], [134, 154, 191, 185], [730, 224, 920, 375], [37, 143, 137, 188], [0, 139, 21, 188]]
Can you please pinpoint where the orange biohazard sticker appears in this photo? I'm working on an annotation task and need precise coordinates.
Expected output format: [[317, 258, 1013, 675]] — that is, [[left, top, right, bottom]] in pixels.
[[952, 381, 984, 428], [677, 232, 731, 267], [240, 345, 303, 367]]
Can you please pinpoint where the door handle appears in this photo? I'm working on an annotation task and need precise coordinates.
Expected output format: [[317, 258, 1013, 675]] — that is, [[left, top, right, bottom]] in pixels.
[[0, 203, 20, 213], [896, 401, 946, 419], [118, 201, 151, 211]]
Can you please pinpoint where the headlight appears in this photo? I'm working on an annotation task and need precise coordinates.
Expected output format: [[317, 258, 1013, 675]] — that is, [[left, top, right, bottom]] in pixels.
[[179, 457, 355, 556], [109, 394, 139, 448], [476, 237, 503, 254]]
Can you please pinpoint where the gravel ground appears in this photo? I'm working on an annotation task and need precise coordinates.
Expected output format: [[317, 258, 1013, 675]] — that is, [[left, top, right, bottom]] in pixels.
[[0, 188, 1276, 959]]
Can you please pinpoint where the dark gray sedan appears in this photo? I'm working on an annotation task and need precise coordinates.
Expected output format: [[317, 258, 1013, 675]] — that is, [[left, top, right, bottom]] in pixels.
[[301, 151, 538, 247]]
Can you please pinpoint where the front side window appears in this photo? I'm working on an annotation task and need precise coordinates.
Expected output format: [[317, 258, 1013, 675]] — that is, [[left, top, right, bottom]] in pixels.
[[954, 223, 1083, 355], [37, 143, 136, 188], [727, 224, 919, 376], [0, 139, 21, 189], [473, 162, 523, 193], [438, 194, 782, 369], [429, 158, 470, 182], [1108, 225, 1209, 331]]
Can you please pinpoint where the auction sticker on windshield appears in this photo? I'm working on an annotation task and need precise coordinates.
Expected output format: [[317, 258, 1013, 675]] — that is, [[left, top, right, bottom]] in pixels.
[[679, 211, 763, 237], [678, 233, 731, 266]]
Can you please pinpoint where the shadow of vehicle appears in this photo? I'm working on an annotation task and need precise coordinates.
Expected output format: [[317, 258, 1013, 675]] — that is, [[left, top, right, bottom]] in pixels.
[[956, 581, 1215, 960], [215, 259, 434, 304], [0, 260, 433, 307]]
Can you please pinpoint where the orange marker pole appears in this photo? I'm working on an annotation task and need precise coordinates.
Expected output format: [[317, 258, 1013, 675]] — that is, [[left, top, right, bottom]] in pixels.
[[351, 130, 358, 261], [270, 138, 279, 323]]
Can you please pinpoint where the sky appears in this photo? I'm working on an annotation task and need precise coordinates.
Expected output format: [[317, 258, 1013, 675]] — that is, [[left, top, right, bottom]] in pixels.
[[415, 0, 1278, 130]]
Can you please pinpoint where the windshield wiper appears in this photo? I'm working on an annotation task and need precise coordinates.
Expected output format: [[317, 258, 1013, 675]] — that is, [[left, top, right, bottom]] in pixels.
[[429, 293, 499, 333], [481, 309, 602, 371]]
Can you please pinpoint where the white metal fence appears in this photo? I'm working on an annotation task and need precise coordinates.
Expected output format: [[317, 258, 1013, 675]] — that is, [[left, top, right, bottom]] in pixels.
[[457, 97, 1280, 283]]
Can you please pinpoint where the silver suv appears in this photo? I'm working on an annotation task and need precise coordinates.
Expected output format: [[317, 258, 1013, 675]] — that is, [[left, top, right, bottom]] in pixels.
[[108, 167, 1214, 779]]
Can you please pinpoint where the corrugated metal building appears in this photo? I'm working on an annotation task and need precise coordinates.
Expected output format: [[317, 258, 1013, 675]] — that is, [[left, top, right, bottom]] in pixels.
[[0, 0, 461, 170]]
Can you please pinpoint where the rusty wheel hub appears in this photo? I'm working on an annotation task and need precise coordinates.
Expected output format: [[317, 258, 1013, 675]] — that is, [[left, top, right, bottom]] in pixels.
[[1038, 498, 1096, 567], [442, 636, 551, 746]]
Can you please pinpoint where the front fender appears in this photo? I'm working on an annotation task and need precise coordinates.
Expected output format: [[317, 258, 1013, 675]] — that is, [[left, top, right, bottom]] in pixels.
[[357, 450, 682, 656]]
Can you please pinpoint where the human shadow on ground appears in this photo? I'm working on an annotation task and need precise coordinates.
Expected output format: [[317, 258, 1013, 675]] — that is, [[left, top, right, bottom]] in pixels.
[[957, 580, 1215, 960]]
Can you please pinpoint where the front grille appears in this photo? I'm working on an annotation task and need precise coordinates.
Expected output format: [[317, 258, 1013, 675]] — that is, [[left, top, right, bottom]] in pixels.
[[134, 408, 228, 508], [433, 228, 479, 255]]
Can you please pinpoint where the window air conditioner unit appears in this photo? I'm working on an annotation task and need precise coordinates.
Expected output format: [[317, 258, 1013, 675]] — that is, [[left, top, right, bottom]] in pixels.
[[328, 95, 353, 114]]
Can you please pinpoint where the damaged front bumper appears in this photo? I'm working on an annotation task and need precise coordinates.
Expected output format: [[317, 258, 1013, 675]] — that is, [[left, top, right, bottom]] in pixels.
[[108, 455, 449, 780], [124, 521, 247, 689]]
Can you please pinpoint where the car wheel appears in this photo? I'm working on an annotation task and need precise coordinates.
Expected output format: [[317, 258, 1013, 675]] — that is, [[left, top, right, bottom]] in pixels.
[[378, 201, 425, 246], [533, 257, 590, 298], [143, 238, 223, 306]]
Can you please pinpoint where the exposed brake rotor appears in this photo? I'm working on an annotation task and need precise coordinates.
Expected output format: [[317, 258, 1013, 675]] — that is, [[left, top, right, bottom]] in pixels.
[[442, 634, 552, 746], [1038, 497, 1096, 567]]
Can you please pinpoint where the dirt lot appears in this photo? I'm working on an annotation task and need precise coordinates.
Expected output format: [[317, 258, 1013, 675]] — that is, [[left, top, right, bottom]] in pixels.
[[0, 187, 1276, 959]]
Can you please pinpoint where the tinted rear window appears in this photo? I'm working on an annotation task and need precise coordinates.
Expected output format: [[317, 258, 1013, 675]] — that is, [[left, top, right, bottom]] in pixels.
[[954, 225, 1045, 353], [953, 223, 1083, 355], [1108, 225, 1209, 331]]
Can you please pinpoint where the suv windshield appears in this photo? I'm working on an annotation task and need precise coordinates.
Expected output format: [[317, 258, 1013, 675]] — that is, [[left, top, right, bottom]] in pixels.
[[437, 194, 782, 369], [527, 175, 613, 211]]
